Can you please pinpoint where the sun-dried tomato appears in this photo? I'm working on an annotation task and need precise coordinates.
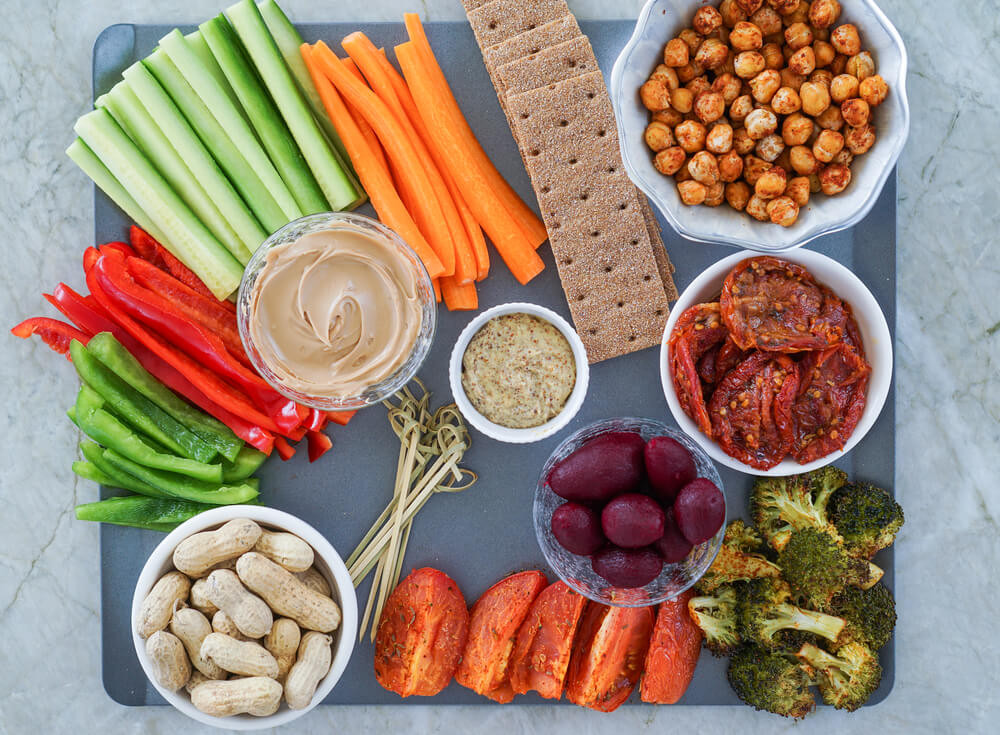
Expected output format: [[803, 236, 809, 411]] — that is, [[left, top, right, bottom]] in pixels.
[[669, 303, 728, 436]]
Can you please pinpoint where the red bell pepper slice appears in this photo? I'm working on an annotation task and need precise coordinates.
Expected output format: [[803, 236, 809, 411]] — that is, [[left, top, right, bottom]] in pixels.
[[306, 430, 333, 462], [101, 241, 135, 258], [11, 317, 90, 359], [304, 408, 329, 432], [327, 410, 358, 426], [83, 247, 102, 274], [129, 225, 223, 303], [274, 436, 296, 461]]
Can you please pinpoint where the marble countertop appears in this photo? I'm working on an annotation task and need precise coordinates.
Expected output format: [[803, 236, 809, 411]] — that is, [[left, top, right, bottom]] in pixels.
[[1, 0, 997, 733]]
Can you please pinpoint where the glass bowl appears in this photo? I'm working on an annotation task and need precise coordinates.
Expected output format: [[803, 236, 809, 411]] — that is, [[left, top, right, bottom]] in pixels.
[[533, 417, 725, 607], [237, 212, 437, 411]]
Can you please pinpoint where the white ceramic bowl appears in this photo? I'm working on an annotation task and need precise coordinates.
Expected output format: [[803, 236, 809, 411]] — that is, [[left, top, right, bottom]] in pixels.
[[610, 0, 910, 252], [660, 249, 892, 476], [131, 506, 358, 730], [449, 303, 590, 443]]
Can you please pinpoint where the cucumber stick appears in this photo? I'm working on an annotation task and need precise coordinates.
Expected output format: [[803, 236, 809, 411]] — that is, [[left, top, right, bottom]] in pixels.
[[100, 80, 253, 264], [225, 0, 360, 211], [201, 15, 327, 215], [74, 108, 243, 299], [185, 29, 245, 115], [144, 49, 288, 235], [66, 138, 170, 246], [120, 62, 265, 259], [158, 28, 302, 224]]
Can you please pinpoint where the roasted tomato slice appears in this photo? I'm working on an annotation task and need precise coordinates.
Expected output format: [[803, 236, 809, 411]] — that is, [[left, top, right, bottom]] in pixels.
[[640, 589, 703, 704], [721, 257, 842, 353], [565, 602, 656, 712], [374, 567, 469, 698], [814, 286, 866, 358], [669, 303, 728, 436], [508, 581, 587, 699], [455, 570, 548, 702], [697, 336, 749, 386], [708, 351, 800, 470], [791, 343, 871, 463]]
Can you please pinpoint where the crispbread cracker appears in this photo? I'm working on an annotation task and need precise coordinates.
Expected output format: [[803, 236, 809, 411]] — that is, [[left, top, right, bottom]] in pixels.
[[482, 16, 582, 71], [639, 195, 679, 300], [460, 0, 491, 12], [496, 35, 598, 96], [466, 0, 570, 49], [508, 72, 670, 362]]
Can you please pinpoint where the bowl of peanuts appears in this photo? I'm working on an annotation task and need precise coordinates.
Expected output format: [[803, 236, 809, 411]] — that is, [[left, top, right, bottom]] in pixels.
[[130, 506, 358, 730], [610, 0, 909, 251]]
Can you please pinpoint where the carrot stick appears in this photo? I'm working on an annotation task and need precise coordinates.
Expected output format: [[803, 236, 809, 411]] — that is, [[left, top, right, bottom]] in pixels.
[[312, 41, 456, 278], [341, 57, 389, 176], [378, 48, 490, 281], [396, 41, 545, 285], [432, 278, 442, 303], [301, 44, 445, 279], [440, 276, 478, 311], [403, 14, 548, 250]]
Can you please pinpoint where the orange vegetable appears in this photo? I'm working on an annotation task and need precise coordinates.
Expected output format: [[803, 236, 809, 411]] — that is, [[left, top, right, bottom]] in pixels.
[[640, 589, 703, 704], [311, 41, 456, 278], [396, 41, 545, 285], [440, 276, 478, 311], [340, 57, 389, 176], [403, 14, 548, 250], [301, 44, 444, 279], [432, 278, 442, 303], [326, 410, 357, 426]]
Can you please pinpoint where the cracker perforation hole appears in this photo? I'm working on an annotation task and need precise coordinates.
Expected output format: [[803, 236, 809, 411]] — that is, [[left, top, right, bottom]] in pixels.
[[559, 120, 568, 127], [603, 265, 613, 273], [598, 129, 607, 137], [580, 193, 589, 201], [530, 149, 540, 156], [591, 231, 600, 238], [577, 294, 586, 301], [617, 301, 625, 308], [588, 328, 598, 335], [628, 335, 637, 342], [488, 21, 497, 29], [655, 309, 664, 316]]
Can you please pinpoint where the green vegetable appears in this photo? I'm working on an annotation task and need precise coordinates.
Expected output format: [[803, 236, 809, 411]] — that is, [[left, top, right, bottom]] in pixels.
[[687, 584, 742, 656], [73, 108, 244, 299], [72, 461, 118, 486], [144, 49, 288, 235], [75, 494, 217, 531], [185, 29, 245, 113], [796, 642, 882, 712], [727, 646, 815, 719], [749, 467, 846, 552], [79, 440, 170, 498], [829, 482, 905, 559], [87, 332, 242, 462], [736, 578, 846, 651], [776, 528, 879, 609], [697, 520, 782, 593], [70, 340, 216, 463], [828, 583, 896, 652], [225, 0, 361, 211], [75, 385, 223, 484], [103, 449, 259, 506], [222, 444, 268, 482]]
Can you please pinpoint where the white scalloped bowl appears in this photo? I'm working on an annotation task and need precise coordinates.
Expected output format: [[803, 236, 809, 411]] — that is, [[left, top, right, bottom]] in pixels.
[[610, 0, 910, 252]]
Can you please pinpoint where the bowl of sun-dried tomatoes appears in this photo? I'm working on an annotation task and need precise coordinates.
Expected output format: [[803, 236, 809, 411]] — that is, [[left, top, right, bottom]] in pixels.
[[660, 250, 891, 475]]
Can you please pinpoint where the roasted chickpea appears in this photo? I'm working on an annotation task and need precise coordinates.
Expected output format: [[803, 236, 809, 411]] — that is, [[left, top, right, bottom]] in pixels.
[[830, 24, 861, 56], [749, 70, 782, 103], [720, 0, 749, 27], [813, 40, 837, 68], [830, 53, 849, 75], [676, 120, 708, 152], [846, 51, 875, 81], [775, 147, 794, 174], [644, 121, 675, 152], [687, 150, 721, 186], [789, 144, 821, 175], [859, 75, 890, 106], [784, 2, 810, 24], [819, 162, 852, 194], [744, 107, 778, 140], [743, 155, 772, 185], [845, 123, 876, 154], [653, 108, 685, 127], [654, 146, 687, 176], [729, 21, 763, 51], [772, 0, 802, 16], [841, 98, 870, 127], [761, 42, 785, 70], [675, 165, 694, 183], [693, 6, 724, 35], [814, 104, 845, 131], [746, 193, 771, 221], [751, 7, 783, 36], [734, 51, 767, 79], [706, 123, 735, 154], [733, 126, 756, 154], [712, 73, 744, 105], [755, 166, 788, 199], [677, 179, 708, 205], [695, 38, 730, 71], [686, 75, 712, 97], [785, 176, 811, 206], [640, 79, 672, 111], [725, 180, 752, 210], [784, 22, 813, 50], [694, 91, 727, 123], [809, 0, 842, 29], [809, 172, 823, 193], [730, 94, 755, 122], [671, 87, 694, 113], [800, 81, 831, 116], [679, 28, 703, 55], [780, 68, 807, 91], [704, 181, 726, 207], [782, 112, 814, 145], [812, 129, 845, 162], [813, 27, 831, 42], [650, 64, 681, 90], [767, 196, 800, 226], [737, 0, 765, 15], [810, 69, 834, 88], [771, 86, 802, 115], [664, 38, 690, 67], [787, 46, 816, 76], [832, 148, 854, 166], [718, 149, 745, 181], [680, 60, 707, 83], [756, 133, 786, 162], [830, 73, 860, 103]]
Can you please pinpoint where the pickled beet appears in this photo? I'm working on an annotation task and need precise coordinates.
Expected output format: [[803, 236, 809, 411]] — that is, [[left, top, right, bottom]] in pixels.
[[673, 478, 726, 544], [591, 546, 664, 588], [548, 432, 646, 503], [551, 502, 605, 555], [601, 493, 666, 549], [653, 509, 694, 563], [644, 436, 697, 504]]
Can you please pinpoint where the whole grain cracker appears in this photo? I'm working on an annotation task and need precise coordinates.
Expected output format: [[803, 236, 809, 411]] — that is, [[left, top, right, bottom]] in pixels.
[[482, 16, 582, 71], [639, 195, 679, 300], [466, 0, 570, 50], [460, 0, 491, 12], [496, 35, 598, 97]]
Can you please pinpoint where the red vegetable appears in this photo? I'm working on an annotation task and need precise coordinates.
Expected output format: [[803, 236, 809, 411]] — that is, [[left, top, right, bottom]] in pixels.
[[274, 436, 296, 461], [327, 410, 357, 426], [129, 225, 220, 301], [306, 430, 333, 462], [10, 317, 90, 359], [669, 303, 728, 436], [640, 589, 702, 704], [305, 408, 328, 432]]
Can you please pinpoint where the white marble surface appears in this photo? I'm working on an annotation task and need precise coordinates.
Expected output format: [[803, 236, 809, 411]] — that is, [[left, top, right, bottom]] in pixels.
[[1, 0, 997, 733]]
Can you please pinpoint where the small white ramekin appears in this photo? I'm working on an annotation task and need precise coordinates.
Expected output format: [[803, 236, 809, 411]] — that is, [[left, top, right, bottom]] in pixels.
[[449, 303, 590, 444], [130, 506, 358, 730]]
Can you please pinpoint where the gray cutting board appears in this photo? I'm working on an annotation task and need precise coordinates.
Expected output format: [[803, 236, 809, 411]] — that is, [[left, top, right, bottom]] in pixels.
[[92, 20, 895, 707]]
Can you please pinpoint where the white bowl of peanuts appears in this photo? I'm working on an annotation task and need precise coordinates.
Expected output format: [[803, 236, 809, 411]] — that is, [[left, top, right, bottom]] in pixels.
[[610, 0, 910, 251], [131, 506, 358, 730]]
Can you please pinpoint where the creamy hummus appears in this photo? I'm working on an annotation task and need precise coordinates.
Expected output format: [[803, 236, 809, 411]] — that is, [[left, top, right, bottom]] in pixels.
[[461, 313, 576, 429], [248, 227, 422, 399]]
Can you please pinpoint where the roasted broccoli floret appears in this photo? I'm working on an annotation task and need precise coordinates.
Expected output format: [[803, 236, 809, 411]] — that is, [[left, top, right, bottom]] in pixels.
[[749, 469, 846, 551], [829, 482, 904, 559], [776, 528, 880, 608], [736, 578, 846, 651], [828, 583, 897, 652], [724, 519, 764, 553], [688, 584, 742, 656], [797, 642, 882, 711], [697, 521, 782, 592], [727, 646, 815, 719]]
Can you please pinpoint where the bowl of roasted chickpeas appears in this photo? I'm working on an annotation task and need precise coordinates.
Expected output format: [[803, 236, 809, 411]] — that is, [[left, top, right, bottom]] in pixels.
[[609, 0, 910, 252]]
